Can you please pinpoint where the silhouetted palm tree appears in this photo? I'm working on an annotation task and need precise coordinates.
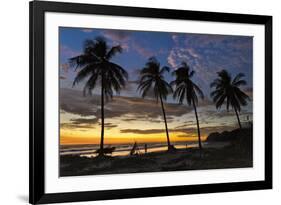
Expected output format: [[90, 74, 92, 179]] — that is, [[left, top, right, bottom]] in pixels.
[[210, 69, 250, 129], [70, 36, 128, 156], [171, 62, 204, 150], [137, 57, 174, 151]]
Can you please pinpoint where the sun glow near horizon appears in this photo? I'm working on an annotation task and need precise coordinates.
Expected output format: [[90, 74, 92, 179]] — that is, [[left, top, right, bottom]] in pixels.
[[60, 130, 208, 145]]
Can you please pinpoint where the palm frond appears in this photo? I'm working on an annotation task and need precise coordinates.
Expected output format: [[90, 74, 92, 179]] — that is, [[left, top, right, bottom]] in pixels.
[[233, 79, 247, 86], [83, 39, 96, 53], [210, 69, 249, 112], [106, 45, 122, 60], [82, 71, 100, 96], [232, 73, 245, 84], [210, 79, 221, 88], [140, 82, 152, 98], [163, 80, 173, 94], [73, 63, 99, 86], [189, 70, 195, 78], [137, 79, 153, 92], [107, 62, 128, 86], [69, 54, 99, 70], [160, 66, 170, 75], [139, 74, 153, 83], [215, 95, 226, 109], [173, 85, 185, 104], [138, 57, 170, 102], [172, 61, 203, 106], [70, 36, 128, 99], [193, 83, 204, 99], [210, 89, 223, 98], [234, 87, 250, 104]]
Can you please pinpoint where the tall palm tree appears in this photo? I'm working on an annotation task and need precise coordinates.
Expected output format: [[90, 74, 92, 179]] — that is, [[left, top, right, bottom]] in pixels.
[[69, 36, 128, 156], [137, 57, 174, 151], [210, 69, 250, 129], [171, 62, 204, 150]]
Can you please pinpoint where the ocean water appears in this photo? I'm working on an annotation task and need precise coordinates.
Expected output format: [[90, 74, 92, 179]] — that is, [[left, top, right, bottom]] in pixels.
[[60, 141, 228, 158]]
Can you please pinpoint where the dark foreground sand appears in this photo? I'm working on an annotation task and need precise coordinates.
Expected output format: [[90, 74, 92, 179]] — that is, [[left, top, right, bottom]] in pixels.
[[60, 128, 253, 177], [60, 144, 252, 177]]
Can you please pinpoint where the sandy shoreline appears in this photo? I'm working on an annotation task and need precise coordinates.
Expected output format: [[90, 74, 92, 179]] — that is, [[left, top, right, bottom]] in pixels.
[[60, 128, 253, 176], [60, 145, 252, 177]]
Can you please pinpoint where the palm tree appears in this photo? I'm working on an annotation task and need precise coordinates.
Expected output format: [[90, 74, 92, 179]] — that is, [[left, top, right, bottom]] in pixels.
[[210, 69, 250, 129], [171, 62, 204, 150], [69, 36, 128, 156], [137, 57, 174, 151]]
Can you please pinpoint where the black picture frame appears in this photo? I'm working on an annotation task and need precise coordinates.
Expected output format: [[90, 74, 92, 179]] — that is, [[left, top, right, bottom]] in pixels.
[[29, 1, 272, 204]]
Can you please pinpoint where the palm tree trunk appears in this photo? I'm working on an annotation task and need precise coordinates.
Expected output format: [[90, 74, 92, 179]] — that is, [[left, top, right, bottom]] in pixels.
[[234, 107, 242, 129], [99, 71, 105, 156], [192, 98, 202, 150], [159, 94, 171, 149]]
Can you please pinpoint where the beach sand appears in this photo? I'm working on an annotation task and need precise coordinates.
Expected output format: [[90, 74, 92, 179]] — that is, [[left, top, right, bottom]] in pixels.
[[60, 143, 252, 177], [60, 128, 253, 176]]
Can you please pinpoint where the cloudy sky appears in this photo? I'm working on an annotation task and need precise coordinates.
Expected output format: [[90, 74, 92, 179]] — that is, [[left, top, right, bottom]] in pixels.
[[59, 27, 253, 145]]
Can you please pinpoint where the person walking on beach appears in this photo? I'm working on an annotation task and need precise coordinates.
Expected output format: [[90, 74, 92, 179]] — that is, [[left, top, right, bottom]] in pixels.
[[144, 144, 147, 154]]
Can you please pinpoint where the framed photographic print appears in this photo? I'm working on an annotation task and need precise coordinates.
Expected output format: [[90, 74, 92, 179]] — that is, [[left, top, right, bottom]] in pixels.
[[29, 0, 272, 204]]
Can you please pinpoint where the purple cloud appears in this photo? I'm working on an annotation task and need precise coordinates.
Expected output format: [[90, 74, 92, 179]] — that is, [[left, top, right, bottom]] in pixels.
[[167, 34, 253, 96], [102, 30, 131, 51], [60, 45, 80, 58], [103, 30, 131, 41], [131, 42, 155, 58]]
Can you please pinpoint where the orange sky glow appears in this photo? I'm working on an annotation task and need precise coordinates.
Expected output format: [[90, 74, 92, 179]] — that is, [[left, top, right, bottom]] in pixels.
[[60, 130, 208, 145]]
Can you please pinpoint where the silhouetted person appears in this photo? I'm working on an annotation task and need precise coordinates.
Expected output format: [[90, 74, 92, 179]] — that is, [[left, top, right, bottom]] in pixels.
[[144, 144, 147, 154]]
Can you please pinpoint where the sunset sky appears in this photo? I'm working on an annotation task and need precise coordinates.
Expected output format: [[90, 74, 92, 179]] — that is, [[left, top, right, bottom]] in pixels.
[[59, 27, 253, 145]]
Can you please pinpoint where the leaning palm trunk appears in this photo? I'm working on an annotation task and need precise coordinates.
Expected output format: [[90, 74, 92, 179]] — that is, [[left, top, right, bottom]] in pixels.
[[192, 98, 202, 150], [99, 71, 105, 156], [138, 57, 173, 151], [159, 93, 172, 150], [234, 107, 242, 129]]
